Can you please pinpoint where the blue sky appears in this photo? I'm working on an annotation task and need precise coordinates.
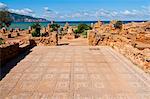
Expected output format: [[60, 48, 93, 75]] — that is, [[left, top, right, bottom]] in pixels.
[[0, 0, 150, 21]]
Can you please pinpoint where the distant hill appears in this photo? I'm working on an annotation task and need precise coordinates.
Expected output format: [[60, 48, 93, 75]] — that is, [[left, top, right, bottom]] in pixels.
[[10, 13, 48, 22]]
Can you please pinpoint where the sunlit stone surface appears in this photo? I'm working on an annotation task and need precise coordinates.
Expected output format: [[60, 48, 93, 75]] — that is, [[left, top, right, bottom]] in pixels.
[[0, 39, 150, 99]]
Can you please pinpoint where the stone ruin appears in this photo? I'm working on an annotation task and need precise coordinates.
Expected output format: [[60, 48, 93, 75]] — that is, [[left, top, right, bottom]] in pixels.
[[63, 27, 75, 39], [63, 22, 70, 31], [93, 20, 103, 30], [28, 23, 58, 46], [0, 23, 59, 66], [30, 31, 58, 46], [0, 23, 58, 66], [88, 21, 150, 73], [59, 22, 77, 39]]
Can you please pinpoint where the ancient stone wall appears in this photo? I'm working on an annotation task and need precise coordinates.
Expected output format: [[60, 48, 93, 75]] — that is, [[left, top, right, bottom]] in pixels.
[[88, 30, 150, 73], [29, 32, 58, 46], [0, 41, 33, 67], [63, 27, 75, 39], [0, 43, 19, 67]]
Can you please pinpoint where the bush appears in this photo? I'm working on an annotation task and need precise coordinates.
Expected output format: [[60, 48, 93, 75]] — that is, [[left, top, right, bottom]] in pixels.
[[50, 24, 60, 31], [31, 22, 41, 29], [31, 23, 41, 37], [114, 21, 123, 29], [75, 24, 92, 34], [82, 31, 87, 38], [74, 29, 80, 34], [32, 31, 40, 37], [74, 24, 91, 38]]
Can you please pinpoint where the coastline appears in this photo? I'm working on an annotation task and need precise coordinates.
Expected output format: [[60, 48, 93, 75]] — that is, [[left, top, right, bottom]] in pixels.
[[10, 20, 148, 29]]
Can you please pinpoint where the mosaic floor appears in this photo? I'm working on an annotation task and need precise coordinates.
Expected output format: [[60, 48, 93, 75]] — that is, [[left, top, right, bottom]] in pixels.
[[0, 46, 150, 99]]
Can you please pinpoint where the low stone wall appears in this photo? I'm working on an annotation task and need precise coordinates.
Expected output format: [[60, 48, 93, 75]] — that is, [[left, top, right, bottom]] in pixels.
[[29, 32, 58, 46], [0, 32, 58, 66], [19, 44, 31, 53], [0, 43, 19, 67], [88, 30, 150, 73], [30, 37, 58, 46], [0, 42, 32, 67]]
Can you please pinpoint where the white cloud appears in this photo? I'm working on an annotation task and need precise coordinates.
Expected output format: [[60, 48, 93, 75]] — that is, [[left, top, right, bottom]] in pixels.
[[111, 11, 118, 17], [1, 2, 150, 20], [94, 9, 118, 19], [142, 6, 150, 16], [43, 7, 52, 12], [44, 7, 48, 11], [122, 10, 131, 15], [0, 2, 8, 10], [142, 6, 150, 11], [121, 10, 137, 16], [9, 8, 34, 16], [72, 13, 82, 18], [41, 5, 150, 20], [43, 7, 60, 20], [83, 12, 89, 16], [0, 2, 34, 16]]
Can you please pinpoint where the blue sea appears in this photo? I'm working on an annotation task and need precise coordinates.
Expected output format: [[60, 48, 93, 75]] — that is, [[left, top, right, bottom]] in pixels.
[[9, 21, 146, 30]]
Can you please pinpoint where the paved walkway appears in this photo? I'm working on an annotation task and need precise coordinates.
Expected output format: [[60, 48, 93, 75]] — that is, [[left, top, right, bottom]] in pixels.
[[0, 39, 150, 99], [59, 38, 88, 46]]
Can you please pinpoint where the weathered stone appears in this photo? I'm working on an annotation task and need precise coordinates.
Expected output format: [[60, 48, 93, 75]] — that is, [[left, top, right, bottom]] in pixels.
[[1, 45, 150, 98], [93, 20, 103, 30], [64, 27, 75, 39], [1, 27, 7, 34], [47, 23, 51, 31], [63, 22, 70, 30], [30, 32, 58, 46], [88, 21, 150, 73]]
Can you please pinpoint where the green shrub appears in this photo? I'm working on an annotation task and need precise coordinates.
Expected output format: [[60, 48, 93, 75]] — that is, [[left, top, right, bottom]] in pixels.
[[74, 29, 80, 34], [114, 21, 123, 29], [31, 23, 41, 29], [50, 24, 60, 31], [74, 24, 91, 38], [82, 31, 87, 38], [31, 23, 41, 37], [75, 24, 92, 34], [32, 31, 40, 37]]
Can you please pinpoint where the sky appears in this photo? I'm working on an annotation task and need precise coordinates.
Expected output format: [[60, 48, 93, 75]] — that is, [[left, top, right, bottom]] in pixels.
[[0, 0, 150, 21]]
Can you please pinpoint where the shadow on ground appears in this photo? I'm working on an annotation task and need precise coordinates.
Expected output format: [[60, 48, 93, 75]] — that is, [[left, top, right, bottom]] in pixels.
[[0, 49, 32, 80], [58, 43, 69, 46]]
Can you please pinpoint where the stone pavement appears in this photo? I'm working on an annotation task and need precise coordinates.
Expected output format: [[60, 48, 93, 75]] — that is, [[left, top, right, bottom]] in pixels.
[[0, 44, 150, 98], [59, 38, 89, 46], [0, 39, 150, 99]]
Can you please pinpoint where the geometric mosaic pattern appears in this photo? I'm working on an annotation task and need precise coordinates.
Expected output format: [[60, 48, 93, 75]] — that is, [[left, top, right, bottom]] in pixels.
[[0, 46, 150, 99]]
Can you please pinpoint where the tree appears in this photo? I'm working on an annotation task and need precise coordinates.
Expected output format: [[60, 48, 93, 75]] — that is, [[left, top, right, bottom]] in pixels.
[[31, 23, 41, 37], [0, 10, 12, 29]]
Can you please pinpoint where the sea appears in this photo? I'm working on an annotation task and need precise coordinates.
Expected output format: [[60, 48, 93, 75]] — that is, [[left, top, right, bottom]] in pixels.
[[9, 21, 146, 30]]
